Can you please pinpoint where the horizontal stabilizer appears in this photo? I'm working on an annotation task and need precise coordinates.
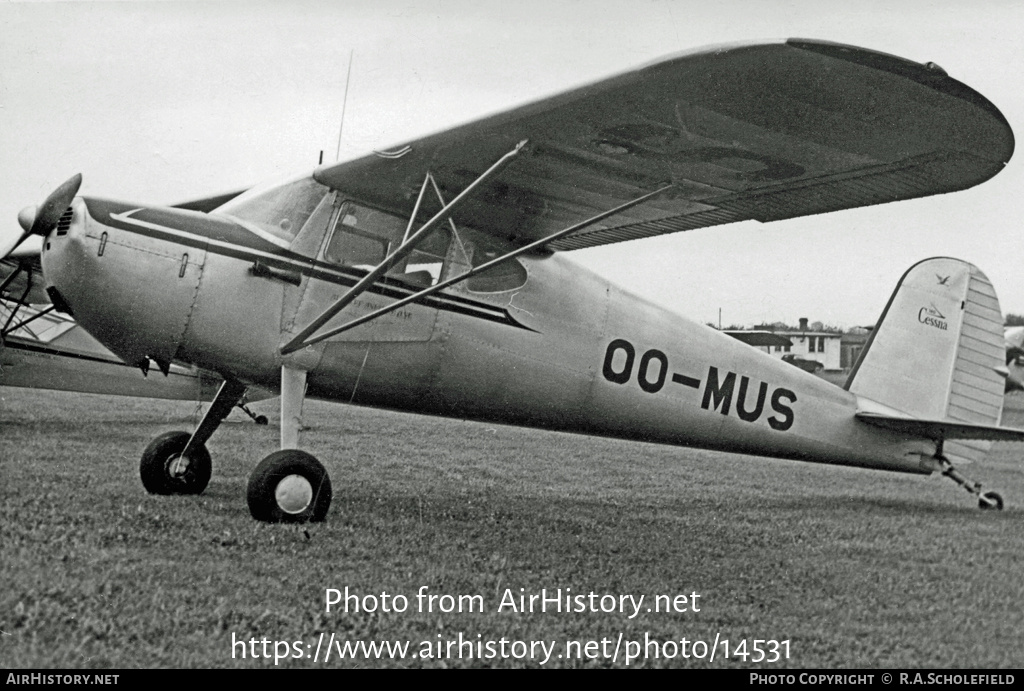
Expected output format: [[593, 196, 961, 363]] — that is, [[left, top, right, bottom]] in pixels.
[[856, 411, 1024, 443]]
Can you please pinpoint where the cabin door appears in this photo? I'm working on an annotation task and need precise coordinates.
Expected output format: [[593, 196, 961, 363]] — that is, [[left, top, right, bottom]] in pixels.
[[283, 198, 447, 343]]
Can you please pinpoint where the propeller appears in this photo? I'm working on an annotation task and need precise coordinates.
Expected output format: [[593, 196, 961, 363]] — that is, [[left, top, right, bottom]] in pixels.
[[2, 174, 82, 259]]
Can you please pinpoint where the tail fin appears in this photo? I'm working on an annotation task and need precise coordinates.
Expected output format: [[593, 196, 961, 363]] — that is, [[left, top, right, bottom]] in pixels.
[[847, 257, 1006, 464]]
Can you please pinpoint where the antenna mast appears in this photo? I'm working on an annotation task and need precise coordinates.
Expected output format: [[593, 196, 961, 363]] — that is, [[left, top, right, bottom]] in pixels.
[[334, 49, 355, 162]]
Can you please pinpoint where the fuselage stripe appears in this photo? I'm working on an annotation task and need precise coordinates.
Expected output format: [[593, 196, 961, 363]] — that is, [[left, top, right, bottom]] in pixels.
[[95, 208, 532, 331]]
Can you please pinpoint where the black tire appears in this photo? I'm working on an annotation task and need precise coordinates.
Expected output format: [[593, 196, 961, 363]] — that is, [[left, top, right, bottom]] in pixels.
[[140, 431, 212, 495], [979, 491, 1004, 511], [247, 450, 332, 523], [254, 415, 269, 426]]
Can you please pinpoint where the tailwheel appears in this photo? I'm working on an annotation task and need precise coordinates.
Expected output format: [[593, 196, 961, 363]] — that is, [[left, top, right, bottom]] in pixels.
[[940, 457, 1004, 511], [237, 402, 269, 425], [979, 491, 1004, 511], [247, 449, 332, 523], [140, 430, 212, 495]]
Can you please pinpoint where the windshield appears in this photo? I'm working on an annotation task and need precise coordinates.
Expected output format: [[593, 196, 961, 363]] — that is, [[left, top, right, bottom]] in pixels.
[[216, 176, 331, 243]]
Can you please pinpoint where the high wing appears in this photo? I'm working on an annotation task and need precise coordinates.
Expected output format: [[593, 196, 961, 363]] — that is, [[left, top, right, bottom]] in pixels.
[[1, 311, 275, 405], [313, 39, 1014, 250], [2, 330, 217, 401]]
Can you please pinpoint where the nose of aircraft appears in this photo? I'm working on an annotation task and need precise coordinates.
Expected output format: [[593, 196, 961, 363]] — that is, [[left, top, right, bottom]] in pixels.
[[16, 205, 38, 233], [2, 174, 82, 259], [38, 186, 216, 373]]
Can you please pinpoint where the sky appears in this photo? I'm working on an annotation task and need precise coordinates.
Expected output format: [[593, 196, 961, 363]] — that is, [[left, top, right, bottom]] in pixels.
[[2, 0, 1023, 329]]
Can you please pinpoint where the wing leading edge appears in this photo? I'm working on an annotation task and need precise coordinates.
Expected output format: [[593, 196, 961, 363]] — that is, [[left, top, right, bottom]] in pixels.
[[314, 39, 1014, 250]]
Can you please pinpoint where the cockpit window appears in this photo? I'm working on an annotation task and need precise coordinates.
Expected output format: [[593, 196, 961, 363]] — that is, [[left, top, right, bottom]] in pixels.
[[215, 176, 331, 243], [324, 201, 450, 288], [325, 204, 400, 267]]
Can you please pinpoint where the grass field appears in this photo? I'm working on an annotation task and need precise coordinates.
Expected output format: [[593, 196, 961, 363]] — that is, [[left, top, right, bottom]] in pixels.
[[2, 386, 1023, 668]]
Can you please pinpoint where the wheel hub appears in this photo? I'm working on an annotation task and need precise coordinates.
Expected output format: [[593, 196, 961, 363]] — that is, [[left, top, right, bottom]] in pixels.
[[167, 453, 190, 479], [275, 474, 314, 514]]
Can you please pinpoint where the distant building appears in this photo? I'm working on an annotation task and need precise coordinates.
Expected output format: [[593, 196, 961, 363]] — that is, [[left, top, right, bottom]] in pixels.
[[763, 318, 842, 371], [727, 320, 874, 373], [839, 326, 872, 370]]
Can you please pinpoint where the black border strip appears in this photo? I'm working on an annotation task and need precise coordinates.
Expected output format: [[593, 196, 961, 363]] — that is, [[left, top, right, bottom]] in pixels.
[[84, 199, 536, 333]]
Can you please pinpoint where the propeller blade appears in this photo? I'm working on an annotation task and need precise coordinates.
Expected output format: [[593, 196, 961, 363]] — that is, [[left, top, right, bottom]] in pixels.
[[5, 174, 82, 260], [29, 173, 82, 237], [0, 230, 32, 260]]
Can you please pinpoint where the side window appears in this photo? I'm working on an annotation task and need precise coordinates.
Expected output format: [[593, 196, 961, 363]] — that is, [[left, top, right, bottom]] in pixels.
[[464, 237, 528, 293], [325, 213, 390, 268], [404, 228, 449, 287], [324, 202, 450, 287]]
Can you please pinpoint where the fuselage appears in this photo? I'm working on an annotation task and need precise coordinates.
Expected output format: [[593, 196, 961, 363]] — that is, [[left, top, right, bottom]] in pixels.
[[39, 182, 936, 475]]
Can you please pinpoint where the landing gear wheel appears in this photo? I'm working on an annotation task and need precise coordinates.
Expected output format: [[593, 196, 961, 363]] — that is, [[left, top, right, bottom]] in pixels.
[[979, 491, 1004, 511], [140, 431, 212, 495], [237, 402, 269, 426], [247, 450, 332, 523], [939, 453, 1005, 511]]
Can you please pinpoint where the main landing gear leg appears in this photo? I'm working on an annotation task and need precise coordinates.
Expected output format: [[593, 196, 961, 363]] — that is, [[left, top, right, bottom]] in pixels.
[[246, 365, 332, 523], [140, 379, 248, 495], [939, 456, 1004, 511]]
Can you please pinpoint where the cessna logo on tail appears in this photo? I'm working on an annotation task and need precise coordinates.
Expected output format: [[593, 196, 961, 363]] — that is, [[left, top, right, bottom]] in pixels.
[[918, 304, 948, 330]]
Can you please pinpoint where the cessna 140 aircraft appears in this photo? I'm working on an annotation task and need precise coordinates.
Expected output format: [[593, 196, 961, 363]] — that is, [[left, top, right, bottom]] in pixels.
[[5, 39, 1022, 522]]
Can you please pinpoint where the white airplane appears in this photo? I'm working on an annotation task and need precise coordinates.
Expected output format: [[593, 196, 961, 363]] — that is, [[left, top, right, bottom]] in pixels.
[[6, 39, 1022, 522], [1006, 326, 1024, 392], [1007, 326, 1024, 365]]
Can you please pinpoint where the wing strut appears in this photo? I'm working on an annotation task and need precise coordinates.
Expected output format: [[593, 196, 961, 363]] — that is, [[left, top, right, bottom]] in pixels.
[[0, 262, 26, 297], [3, 305, 56, 339], [281, 139, 529, 355], [287, 183, 674, 348], [1, 266, 34, 336]]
